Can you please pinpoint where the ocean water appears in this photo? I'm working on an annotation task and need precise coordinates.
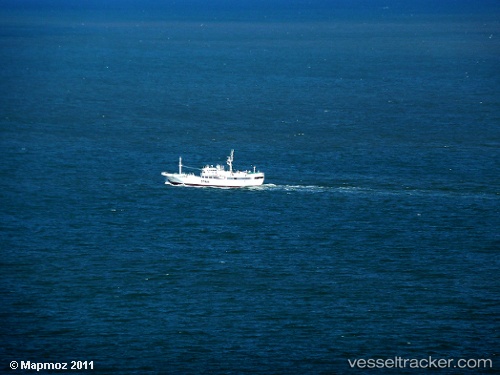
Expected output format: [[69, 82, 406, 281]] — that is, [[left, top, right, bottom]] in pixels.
[[1, 1, 499, 374]]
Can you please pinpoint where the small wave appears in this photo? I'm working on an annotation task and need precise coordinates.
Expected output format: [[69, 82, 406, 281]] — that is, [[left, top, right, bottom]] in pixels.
[[165, 182, 496, 199], [252, 184, 498, 199], [251, 184, 342, 193]]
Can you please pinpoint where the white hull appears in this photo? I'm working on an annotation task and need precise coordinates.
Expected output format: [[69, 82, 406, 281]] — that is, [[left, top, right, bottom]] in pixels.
[[161, 172, 264, 188]]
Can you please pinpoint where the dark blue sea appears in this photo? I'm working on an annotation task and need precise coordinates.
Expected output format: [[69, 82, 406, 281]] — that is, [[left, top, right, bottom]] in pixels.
[[1, 1, 499, 374]]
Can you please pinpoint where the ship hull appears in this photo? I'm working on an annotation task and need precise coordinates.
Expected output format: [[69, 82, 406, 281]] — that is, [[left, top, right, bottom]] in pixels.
[[162, 172, 264, 188]]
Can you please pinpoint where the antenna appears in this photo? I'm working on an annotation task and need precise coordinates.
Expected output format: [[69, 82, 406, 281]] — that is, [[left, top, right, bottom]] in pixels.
[[227, 150, 234, 173]]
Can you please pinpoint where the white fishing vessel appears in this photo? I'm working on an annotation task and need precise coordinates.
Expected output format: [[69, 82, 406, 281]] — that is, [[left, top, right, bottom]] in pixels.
[[161, 150, 265, 188]]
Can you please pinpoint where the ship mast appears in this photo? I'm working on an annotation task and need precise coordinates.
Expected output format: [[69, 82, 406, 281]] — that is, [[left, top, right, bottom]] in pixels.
[[227, 150, 234, 173], [179, 156, 182, 174]]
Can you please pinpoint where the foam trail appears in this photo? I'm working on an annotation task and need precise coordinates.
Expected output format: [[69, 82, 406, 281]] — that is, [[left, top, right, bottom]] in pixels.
[[250, 183, 339, 193]]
